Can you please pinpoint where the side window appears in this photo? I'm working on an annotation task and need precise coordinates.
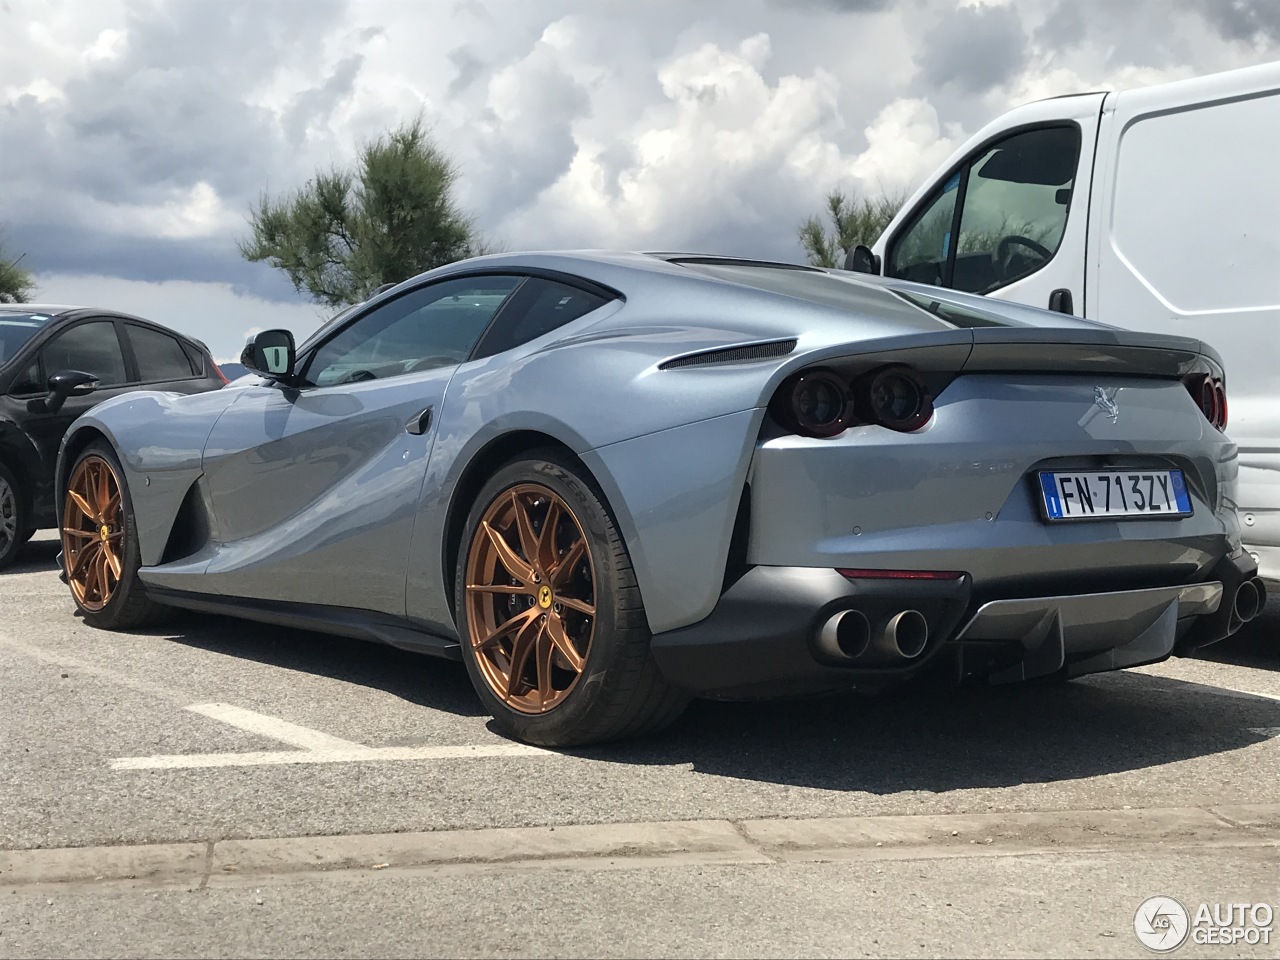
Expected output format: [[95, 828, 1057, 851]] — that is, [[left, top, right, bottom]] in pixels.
[[951, 126, 1080, 293], [886, 172, 962, 286], [10, 358, 42, 395], [887, 124, 1081, 294], [41, 321, 129, 386], [303, 275, 522, 387], [472, 278, 612, 359], [127, 325, 198, 382]]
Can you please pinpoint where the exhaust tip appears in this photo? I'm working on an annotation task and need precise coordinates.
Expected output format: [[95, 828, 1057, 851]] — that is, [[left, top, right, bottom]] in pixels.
[[817, 609, 871, 661], [868, 609, 931, 660], [887, 609, 929, 659], [1234, 579, 1261, 624]]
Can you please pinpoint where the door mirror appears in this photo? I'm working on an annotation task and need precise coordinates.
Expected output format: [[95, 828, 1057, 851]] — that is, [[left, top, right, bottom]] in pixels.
[[44, 369, 99, 413], [844, 244, 881, 275], [241, 330, 296, 380]]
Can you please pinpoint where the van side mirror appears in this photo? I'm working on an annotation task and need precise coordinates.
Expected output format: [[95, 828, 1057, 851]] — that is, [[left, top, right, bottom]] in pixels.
[[844, 244, 881, 275], [241, 330, 297, 380], [44, 369, 99, 413]]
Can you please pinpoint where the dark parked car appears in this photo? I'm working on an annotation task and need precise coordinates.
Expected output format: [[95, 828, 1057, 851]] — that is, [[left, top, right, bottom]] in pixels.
[[0, 304, 226, 568]]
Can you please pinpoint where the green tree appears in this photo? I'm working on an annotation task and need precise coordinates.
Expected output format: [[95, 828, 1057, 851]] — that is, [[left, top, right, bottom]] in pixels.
[[0, 232, 35, 304], [798, 187, 905, 269], [240, 117, 488, 307]]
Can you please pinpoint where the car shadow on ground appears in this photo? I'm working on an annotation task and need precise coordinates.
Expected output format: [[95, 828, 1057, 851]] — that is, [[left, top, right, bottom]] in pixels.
[[4, 536, 61, 574], [161, 612, 488, 718], [1195, 606, 1279, 671], [588, 672, 1279, 794], [153, 609, 1280, 795]]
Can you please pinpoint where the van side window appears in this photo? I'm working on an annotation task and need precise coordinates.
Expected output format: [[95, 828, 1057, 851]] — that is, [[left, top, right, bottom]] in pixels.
[[887, 124, 1081, 295], [885, 173, 962, 286]]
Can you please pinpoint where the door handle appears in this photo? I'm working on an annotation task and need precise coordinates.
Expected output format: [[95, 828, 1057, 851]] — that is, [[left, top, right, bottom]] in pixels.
[[405, 406, 433, 435]]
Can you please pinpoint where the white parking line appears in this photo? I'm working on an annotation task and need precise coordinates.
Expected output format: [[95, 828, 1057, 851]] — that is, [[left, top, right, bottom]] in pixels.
[[110, 703, 554, 771], [186, 703, 365, 751], [111, 743, 554, 770]]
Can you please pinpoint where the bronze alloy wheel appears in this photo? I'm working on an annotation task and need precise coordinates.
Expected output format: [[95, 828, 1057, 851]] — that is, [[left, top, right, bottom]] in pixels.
[[464, 483, 596, 714], [62, 455, 126, 612]]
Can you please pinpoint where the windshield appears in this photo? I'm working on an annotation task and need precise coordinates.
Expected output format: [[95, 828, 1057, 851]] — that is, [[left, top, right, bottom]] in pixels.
[[0, 312, 54, 367]]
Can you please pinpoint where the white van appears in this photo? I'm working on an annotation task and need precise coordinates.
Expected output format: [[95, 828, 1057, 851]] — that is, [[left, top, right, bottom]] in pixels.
[[864, 61, 1280, 587]]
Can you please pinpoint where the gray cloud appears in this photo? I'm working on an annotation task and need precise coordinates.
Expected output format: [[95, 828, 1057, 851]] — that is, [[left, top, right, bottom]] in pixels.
[[917, 3, 1027, 95], [1034, 1, 1087, 49], [447, 46, 486, 96], [768, 0, 888, 12], [17, 221, 296, 302], [283, 54, 364, 146], [3, 0, 1278, 316], [1, 0, 352, 297], [1194, 0, 1280, 42]]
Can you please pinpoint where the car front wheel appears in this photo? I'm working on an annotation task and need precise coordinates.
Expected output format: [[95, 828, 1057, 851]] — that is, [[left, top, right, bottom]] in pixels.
[[0, 462, 29, 570], [61, 442, 169, 629], [456, 453, 688, 747]]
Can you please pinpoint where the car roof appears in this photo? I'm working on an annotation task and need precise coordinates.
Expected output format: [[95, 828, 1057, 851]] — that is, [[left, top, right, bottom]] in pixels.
[[0, 303, 84, 316]]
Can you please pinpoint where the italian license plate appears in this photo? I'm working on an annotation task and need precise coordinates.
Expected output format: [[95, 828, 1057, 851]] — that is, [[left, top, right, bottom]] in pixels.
[[1037, 469, 1192, 521]]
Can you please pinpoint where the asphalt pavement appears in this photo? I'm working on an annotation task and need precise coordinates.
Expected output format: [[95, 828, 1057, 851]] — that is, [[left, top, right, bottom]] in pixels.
[[2, 532, 1277, 958]]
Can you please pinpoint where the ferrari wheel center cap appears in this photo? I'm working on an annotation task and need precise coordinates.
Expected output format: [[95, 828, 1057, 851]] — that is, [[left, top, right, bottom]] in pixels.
[[537, 584, 553, 609], [99, 524, 111, 542]]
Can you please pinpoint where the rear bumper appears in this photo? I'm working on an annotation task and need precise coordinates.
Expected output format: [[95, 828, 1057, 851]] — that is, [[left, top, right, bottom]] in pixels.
[[649, 554, 1261, 698]]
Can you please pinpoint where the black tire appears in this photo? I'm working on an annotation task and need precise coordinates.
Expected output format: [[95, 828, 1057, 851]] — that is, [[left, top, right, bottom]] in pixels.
[[63, 441, 170, 629], [0, 461, 28, 571], [455, 451, 688, 747]]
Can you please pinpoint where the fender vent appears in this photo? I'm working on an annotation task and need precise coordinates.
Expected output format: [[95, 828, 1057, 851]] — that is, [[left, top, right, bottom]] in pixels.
[[660, 338, 797, 369]]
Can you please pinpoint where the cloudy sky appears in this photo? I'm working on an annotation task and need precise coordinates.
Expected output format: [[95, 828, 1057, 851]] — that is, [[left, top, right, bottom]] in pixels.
[[2, 0, 1277, 360]]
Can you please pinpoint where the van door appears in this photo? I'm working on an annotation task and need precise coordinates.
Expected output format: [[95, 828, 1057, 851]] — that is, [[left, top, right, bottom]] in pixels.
[[1089, 67, 1280, 579], [878, 95, 1105, 316]]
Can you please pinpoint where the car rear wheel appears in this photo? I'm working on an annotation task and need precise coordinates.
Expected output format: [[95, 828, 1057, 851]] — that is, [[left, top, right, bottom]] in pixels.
[[61, 442, 170, 629], [0, 462, 28, 570], [456, 453, 688, 746]]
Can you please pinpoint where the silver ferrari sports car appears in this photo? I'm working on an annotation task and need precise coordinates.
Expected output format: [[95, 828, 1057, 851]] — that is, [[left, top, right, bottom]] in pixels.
[[55, 252, 1263, 745]]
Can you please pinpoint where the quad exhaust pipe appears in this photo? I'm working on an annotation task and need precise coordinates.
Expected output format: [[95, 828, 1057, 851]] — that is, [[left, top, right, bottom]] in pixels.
[[816, 608, 929, 663]]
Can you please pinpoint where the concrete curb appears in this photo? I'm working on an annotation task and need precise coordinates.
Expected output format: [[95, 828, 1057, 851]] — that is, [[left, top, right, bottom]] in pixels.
[[3, 804, 1277, 893]]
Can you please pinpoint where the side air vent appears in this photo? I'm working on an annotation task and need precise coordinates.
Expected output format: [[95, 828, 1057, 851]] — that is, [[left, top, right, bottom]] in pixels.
[[660, 338, 798, 370]]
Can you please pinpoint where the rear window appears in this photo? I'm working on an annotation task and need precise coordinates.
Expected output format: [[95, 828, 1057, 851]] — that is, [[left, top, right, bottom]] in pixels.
[[472, 278, 612, 358], [0, 313, 53, 367], [127, 325, 198, 381]]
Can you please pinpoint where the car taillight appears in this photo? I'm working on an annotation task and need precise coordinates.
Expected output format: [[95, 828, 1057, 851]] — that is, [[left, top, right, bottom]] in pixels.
[[771, 369, 851, 437], [213, 362, 230, 385], [853, 365, 933, 432], [771, 364, 935, 438], [1184, 373, 1227, 431]]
